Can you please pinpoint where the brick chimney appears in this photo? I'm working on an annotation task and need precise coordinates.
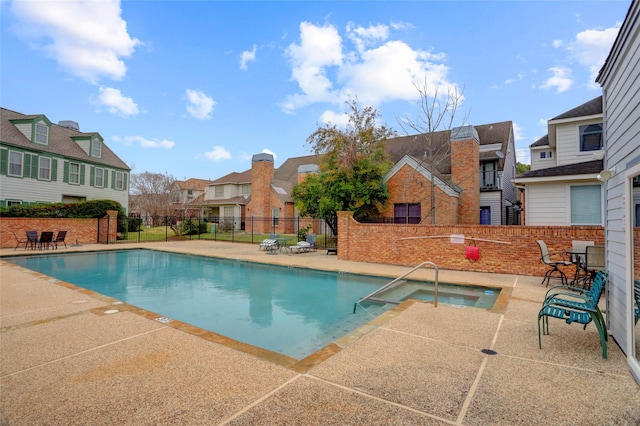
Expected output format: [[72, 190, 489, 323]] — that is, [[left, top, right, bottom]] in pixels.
[[450, 125, 480, 224], [247, 153, 274, 220]]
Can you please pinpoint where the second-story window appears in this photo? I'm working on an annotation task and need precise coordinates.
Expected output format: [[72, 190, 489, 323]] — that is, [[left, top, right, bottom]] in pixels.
[[91, 139, 102, 157], [187, 189, 193, 199], [35, 123, 49, 145], [8, 151, 23, 177], [242, 183, 251, 195], [540, 151, 553, 159], [579, 123, 603, 152], [95, 168, 104, 187], [115, 171, 124, 190], [39, 157, 51, 180], [69, 162, 80, 184], [480, 161, 497, 187], [215, 186, 224, 198]]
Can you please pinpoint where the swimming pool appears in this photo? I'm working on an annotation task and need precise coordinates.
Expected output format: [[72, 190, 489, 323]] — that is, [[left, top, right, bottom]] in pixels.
[[6, 249, 500, 359]]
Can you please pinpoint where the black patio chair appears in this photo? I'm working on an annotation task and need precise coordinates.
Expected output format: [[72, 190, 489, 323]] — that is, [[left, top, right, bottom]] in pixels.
[[26, 230, 39, 250], [39, 231, 54, 250], [52, 230, 67, 249]]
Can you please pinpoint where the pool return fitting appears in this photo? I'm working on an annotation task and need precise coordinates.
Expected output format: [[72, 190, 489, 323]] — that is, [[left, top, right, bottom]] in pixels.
[[353, 261, 439, 314]]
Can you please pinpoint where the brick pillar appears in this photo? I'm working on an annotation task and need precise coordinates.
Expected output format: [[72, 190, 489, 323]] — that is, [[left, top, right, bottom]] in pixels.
[[246, 153, 274, 233], [450, 125, 480, 224]]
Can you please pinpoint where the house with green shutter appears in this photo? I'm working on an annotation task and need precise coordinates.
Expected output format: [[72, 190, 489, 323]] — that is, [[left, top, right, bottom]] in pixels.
[[0, 107, 130, 212]]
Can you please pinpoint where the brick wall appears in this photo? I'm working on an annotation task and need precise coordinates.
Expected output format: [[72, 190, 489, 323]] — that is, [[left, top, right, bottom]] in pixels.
[[383, 163, 458, 224], [337, 211, 605, 276], [246, 156, 275, 234], [451, 134, 480, 224], [0, 210, 118, 249]]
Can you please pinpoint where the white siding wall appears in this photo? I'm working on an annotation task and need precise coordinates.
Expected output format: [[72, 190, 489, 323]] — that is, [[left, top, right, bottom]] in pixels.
[[501, 135, 517, 205], [525, 182, 567, 226], [480, 192, 502, 224], [555, 118, 604, 167], [530, 149, 556, 171], [599, 0, 640, 373]]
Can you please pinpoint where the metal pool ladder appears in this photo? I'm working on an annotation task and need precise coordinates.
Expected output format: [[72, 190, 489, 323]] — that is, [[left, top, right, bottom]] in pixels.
[[353, 261, 439, 313]]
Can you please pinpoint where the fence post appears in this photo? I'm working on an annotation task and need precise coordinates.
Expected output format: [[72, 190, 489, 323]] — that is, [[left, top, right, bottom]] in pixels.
[[165, 216, 169, 241]]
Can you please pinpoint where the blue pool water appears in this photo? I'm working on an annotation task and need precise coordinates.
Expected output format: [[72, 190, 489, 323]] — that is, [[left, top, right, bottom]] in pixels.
[[7, 249, 500, 359]]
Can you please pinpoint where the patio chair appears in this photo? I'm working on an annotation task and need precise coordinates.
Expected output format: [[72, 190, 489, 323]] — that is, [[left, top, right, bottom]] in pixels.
[[25, 230, 39, 250], [39, 231, 54, 250], [305, 234, 317, 251], [634, 280, 640, 326], [536, 240, 572, 287], [582, 245, 605, 290], [290, 241, 312, 253], [52, 230, 67, 249], [538, 270, 608, 359], [12, 231, 29, 250], [258, 239, 278, 251]]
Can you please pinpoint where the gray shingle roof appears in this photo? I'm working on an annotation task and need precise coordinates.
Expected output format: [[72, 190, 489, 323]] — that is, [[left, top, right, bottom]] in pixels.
[[530, 134, 549, 148], [516, 159, 603, 179], [551, 96, 602, 121], [0, 107, 130, 170]]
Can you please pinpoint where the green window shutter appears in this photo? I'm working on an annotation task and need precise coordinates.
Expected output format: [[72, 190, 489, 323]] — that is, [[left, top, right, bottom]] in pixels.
[[63, 161, 69, 183], [23, 154, 31, 178], [31, 155, 38, 178], [0, 200, 6, 207], [51, 159, 58, 182], [122, 173, 128, 191], [80, 165, 85, 185], [104, 169, 108, 187], [90, 166, 95, 187], [111, 171, 116, 189], [0, 150, 7, 175]]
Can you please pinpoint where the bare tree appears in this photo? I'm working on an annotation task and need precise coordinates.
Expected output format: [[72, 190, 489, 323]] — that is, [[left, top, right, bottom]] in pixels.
[[130, 172, 176, 223], [397, 78, 466, 224]]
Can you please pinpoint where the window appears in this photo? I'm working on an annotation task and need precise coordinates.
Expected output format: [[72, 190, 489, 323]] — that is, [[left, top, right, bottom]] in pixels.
[[272, 208, 280, 226], [35, 123, 48, 145], [8, 151, 23, 176], [95, 168, 104, 187], [241, 183, 251, 195], [394, 203, 421, 224], [480, 207, 491, 225], [480, 161, 497, 187], [579, 123, 603, 152], [39, 157, 51, 180], [187, 189, 193, 199], [540, 151, 553, 159], [570, 185, 602, 225], [115, 171, 124, 190], [91, 139, 102, 157], [6, 200, 22, 206], [69, 162, 80, 184], [223, 206, 234, 218], [215, 186, 224, 198]]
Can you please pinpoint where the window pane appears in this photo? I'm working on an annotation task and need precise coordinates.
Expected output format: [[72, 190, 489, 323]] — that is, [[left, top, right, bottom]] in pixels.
[[579, 124, 603, 152], [95, 168, 103, 187], [115, 172, 123, 189], [570, 185, 601, 224], [9, 152, 22, 176], [69, 163, 80, 184], [39, 157, 51, 180], [35, 124, 48, 144], [91, 140, 101, 157]]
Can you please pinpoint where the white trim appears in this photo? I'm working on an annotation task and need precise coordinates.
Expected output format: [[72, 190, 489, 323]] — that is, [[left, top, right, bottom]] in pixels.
[[624, 162, 640, 377], [548, 113, 603, 125], [385, 155, 460, 198], [512, 173, 598, 184], [8, 150, 23, 177]]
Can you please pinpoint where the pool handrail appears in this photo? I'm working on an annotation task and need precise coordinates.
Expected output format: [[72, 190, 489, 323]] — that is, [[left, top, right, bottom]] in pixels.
[[353, 261, 439, 313]]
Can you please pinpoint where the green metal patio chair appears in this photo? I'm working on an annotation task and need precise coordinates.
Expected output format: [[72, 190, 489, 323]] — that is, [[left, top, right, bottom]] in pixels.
[[634, 280, 640, 326], [538, 270, 608, 359]]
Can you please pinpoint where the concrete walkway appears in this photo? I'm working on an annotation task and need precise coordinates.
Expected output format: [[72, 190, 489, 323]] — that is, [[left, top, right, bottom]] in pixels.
[[1, 240, 639, 425]]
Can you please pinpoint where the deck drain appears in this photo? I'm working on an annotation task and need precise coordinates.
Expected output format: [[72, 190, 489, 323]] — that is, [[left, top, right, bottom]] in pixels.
[[155, 317, 173, 324], [104, 309, 119, 315], [481, 349, 497, 355]]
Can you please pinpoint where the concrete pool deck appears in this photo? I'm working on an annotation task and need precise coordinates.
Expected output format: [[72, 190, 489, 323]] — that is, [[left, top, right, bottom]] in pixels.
[[1, 240, 639, 425]]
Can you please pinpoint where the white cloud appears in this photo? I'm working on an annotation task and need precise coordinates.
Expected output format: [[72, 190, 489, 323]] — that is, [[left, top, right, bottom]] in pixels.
[[115, 135, 175, 149], [185, 89, 215, 120], [240, 44, 257, 71], [282, 21, 458, 113], [552, 40, 563, 48], [512, 122, 524, 142], [516, 147, 530, 165], [11, 0, 140, 84], [319, 110, 349, 126], [203, 146, 231, 161], [569, 24, 621, 86], [93, 87, 139, 116], [541, 66, 573, 93]]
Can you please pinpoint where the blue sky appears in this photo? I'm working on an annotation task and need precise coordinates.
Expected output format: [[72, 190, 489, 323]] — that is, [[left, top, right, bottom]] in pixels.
[[0, 0, 629, 180]]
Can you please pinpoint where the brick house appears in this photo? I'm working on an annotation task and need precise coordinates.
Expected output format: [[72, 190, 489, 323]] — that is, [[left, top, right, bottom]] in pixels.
[[0, 107, 130, 212], [186, 120, 517, 229], [513, 97, 605, 226]]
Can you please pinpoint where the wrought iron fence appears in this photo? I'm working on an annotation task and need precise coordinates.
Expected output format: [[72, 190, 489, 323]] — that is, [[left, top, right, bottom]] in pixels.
[[111, 214, 337, 248]]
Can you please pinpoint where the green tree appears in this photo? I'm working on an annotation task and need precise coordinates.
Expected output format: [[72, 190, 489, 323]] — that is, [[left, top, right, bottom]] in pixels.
[[293, 100, 396, 232], [516, 162, 531, 175]]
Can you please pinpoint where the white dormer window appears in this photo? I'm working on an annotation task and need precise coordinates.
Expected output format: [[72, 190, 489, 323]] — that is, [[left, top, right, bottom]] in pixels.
[[540, 151, 553, 159], [35, 123, 49, 145], [91, 139, 102, 157]]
